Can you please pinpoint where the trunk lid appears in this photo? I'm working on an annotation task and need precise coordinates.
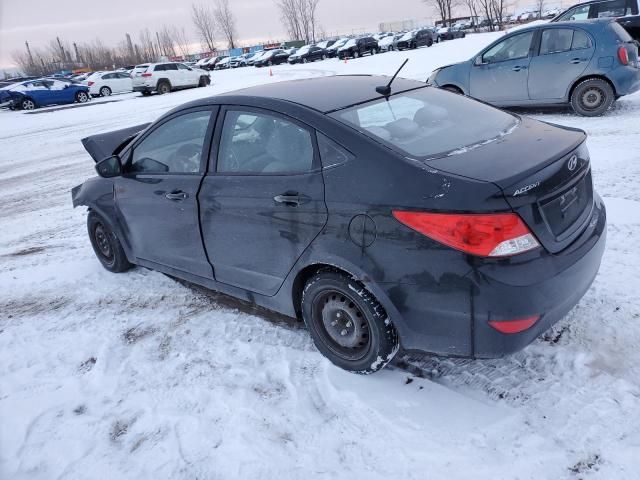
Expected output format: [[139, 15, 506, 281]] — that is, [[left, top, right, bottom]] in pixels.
[[81, 123, 150, 162], [425, 118, 593, 253]]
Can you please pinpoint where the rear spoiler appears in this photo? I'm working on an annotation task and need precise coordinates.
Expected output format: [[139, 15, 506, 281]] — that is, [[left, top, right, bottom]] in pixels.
[[81, 123, 150, 162]]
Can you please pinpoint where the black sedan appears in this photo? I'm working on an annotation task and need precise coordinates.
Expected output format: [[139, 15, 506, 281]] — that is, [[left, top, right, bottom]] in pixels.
[[396, 29, 435, 50], [253, 49, 290, 67], [72, 75, 606, 374], [287, 45, 328, 64]]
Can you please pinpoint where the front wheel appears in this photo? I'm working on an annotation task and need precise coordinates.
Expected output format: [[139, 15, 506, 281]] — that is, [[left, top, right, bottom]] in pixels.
[[302, 271, 399, 374], [76, 91, 89, 103], [157, 81, 171, 94], [571, 78, 614, 117], [87, 211, 132, 273], [21, 98, 35, 110]]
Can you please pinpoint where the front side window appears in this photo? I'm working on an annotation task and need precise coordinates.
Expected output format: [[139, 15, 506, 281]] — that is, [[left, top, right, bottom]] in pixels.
[[130, 111, 211, 174], [540, 29, 574, 54], [217, 110, 314, 174], [483, 31, 534, 63], [329, 87, 518, 159], [556, 4, 590, 21], [177, 63, 189, 70]]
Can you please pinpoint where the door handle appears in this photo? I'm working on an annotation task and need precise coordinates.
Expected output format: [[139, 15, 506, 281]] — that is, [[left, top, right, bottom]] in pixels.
[[512, 65, 527, 72], [165, 191, 188, 201], [273, 192, 310, 206], [569, 58, 584, 64]]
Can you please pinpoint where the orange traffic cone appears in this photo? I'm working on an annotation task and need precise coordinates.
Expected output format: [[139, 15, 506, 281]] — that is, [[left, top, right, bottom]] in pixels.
[[344, 56, 348, 64], [269, 68, 273, 77]]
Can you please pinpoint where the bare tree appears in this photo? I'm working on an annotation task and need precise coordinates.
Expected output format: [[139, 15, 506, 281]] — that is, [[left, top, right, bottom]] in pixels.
[[423, 0, 455, 26], [173, 27, 192, 58], [491, 0, 508, 29], [535, 0, 545, 18], [157, 25, 177, 58], [191, 3, 217, 52], [477, 0, 495, 30], [138, 28, 158, 62], [214, 0, 237, 49], [463, 0, 479, 30], [275, 0, 321, 43]]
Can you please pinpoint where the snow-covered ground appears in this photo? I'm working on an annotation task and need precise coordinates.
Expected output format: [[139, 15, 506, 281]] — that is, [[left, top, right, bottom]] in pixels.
[[2, 32, 640, 479]]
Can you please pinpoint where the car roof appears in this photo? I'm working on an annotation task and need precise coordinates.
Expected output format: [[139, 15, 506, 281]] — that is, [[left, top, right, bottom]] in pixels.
[[211, 75, 425, 113], [511, 17, 614, 33]]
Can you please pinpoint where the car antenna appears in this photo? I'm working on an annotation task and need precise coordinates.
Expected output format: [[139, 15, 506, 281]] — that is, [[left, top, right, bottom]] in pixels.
[[376, 59, 409, 96]]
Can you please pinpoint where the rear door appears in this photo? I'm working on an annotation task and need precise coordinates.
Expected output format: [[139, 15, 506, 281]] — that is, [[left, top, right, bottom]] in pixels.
[[528, 27, 595, 100], [163, 63, 182, 87], [470, 30, 535, 103], [115, 108, 217, 277], [199, 107, 328, 296]]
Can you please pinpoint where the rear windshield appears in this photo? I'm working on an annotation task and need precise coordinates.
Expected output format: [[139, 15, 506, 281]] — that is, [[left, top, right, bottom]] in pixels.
[[329, 87, 518, 159]]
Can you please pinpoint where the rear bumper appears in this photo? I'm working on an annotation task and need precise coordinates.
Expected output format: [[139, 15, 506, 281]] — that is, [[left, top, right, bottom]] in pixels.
[[610, 65, 640, 96], [133, 86, 153, 93], [384, 193, 607, 357]]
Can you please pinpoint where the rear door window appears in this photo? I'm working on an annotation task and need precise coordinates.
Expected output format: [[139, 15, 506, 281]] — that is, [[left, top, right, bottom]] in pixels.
[[595, 0, 632, 17], [540, 29, 574, 54], [571, 29, 593, 49]]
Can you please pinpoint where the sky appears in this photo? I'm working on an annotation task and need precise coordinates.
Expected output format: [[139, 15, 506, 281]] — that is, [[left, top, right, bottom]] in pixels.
[[0, 0, 440, 69]]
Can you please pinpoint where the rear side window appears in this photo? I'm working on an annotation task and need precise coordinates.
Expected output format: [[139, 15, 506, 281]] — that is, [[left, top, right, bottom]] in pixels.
[[165, 64, 178, 71], [317, 133, 353, 168], [217, 110, 314, 174], [571, 29, 593, 49], [540, 29, 574, 54], [329, 87, 518, 159], [154, 65, 165, 72], [596, 0, 632, 17]]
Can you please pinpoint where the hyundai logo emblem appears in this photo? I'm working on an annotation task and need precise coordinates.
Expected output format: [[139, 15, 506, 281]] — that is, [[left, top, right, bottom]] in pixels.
[[567, 155, 578, 172]]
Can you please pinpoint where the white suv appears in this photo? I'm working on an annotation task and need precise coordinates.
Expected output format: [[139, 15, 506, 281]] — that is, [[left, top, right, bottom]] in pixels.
[[131, 62, 210, 95]]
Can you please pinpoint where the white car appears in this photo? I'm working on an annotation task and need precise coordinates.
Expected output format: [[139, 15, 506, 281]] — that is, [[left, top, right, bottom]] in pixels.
[[85, 71, 133, 97], [131, 62, 210, 95]]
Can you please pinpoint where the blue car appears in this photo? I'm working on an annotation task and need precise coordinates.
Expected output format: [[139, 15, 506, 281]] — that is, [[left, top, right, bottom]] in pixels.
[[428, 19, 640, 116], [7, 78, 90, 110]]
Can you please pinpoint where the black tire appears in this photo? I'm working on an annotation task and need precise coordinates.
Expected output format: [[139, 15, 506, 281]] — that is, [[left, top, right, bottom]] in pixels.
[[371, 47, 378, 55], [301, 270, 399, 374], [141, 91, 152, 96], [21, 98, 35, 110], [76, 91, 89, 103], [321, 54, 327, 60], [570, 78, 614, 117], [87, 211, 132, 273], [99, 86, 111, 97], [427, 38, 433, 47], [353, 50, 360, 58], [198, 76, 209, 87], [157, 81, 171, 95]]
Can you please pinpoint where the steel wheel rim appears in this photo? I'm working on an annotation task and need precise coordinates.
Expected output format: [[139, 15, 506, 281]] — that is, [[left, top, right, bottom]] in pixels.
[[100, 87, 110, 96], [581, 87, 605, 110], [78, 92, 88, 102], [94, 223, 115, 265], [23, 100, 34, 110], [311, 290, 371, 361]]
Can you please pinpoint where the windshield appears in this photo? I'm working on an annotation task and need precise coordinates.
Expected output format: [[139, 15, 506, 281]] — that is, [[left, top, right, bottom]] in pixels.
[[401, 31, 415, 40], [298, 46, 311, 54], [342, 39, 356, 48], [333, 38, 348, 48], [329, 87, 518, 159]]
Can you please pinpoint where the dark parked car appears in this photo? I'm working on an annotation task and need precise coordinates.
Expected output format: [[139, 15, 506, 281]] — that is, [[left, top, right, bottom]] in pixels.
[[288, 45, 328, 63], [436, 26, 467, 41], [428, 19, 640, 116], [254, 49, 290, 67], [396, 29, 435, 49], [8, 78, 90, 110], [73, 75, 606, 374], [553, 0, 640, 40], [326, 38, 350, 57], [338, 36, 379, 58]]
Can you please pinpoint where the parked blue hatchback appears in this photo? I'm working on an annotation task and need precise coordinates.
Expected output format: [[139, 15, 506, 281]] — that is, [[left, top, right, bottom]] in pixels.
[[428, 19, 640, 116], [8, 78, 90, 110]]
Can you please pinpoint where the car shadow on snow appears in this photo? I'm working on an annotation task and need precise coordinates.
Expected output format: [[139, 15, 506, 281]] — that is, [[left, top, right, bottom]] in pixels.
[[24, 99, 124, 114]]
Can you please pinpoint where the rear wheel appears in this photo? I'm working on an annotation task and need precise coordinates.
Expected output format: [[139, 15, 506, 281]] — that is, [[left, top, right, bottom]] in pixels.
[[21, 98, 35, 110], [371, 47, 378, 54], [301, 270, 399, 374], [87, 211, 132, 273], [99, 86, 111, 97], [76, 91, 89, 103], [321, 54, 327, 60], [571, 78, 614, 117], [353, 50, 360, 58], [157, 81, 171, 95]]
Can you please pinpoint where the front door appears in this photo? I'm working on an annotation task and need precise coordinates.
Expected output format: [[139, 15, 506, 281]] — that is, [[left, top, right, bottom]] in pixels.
[[470, 30, 535, 104], [199, 107, 328, 296], [528, 27, 595, 100], [115, 108, 217, 278]]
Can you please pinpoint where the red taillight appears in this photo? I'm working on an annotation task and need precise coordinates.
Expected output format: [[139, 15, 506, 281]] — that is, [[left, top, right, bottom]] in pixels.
[[87, 81, 94, 86], [618, 46, 629, 65], [392, 211, 540, 257], [141, 73, 152, 77], [489, 315, 540, 334]]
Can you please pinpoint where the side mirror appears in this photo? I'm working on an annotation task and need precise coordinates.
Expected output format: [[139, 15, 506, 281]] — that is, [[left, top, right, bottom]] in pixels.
[[95, 155, 122, 178], [474, 56, 488, 66]]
